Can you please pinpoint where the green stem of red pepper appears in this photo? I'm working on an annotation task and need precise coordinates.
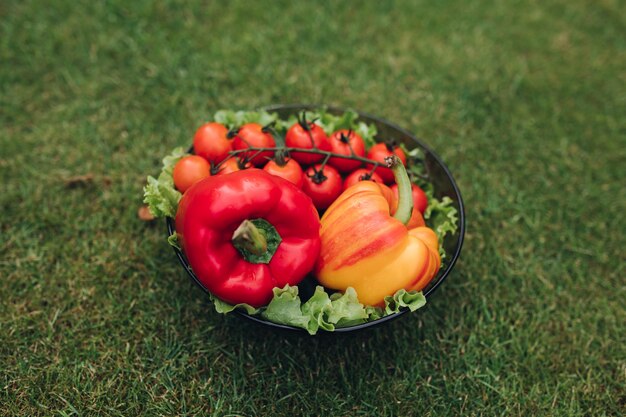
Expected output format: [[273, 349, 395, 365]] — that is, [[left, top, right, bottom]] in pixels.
[[232, 220, 267, 255], [231, 218, 282, 264], [385, 155, 413, 226]]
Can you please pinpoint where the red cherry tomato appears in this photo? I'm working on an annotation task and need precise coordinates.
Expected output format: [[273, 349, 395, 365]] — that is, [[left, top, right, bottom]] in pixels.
[[343, 168, 384, 191], [366, 143, 407, 184], [263, 158, 304, 188], [391, 183, 428, 214], [215, 157, 252, 176], [285, 117, 331, 165], [302, 164, 343, 210], [173, 155, 211, 193], [232, 123, 275, 166], [327, 129, 366, 173], [192, 122, 232, 164]]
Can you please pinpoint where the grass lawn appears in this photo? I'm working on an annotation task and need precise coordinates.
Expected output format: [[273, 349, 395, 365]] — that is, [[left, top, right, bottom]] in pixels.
[[1, 0, 624, 415]]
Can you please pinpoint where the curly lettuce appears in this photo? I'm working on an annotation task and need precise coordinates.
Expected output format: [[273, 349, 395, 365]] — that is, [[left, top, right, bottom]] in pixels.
[[143, 147, 186, 218], [424, 194, 458, 260], [213, 110, 279, 130], [204, 285, 428, 335], [425, 195, 458, 241]]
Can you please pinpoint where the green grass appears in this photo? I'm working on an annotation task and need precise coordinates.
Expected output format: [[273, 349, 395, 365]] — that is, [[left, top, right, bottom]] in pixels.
[[1, 0, 624, 415]]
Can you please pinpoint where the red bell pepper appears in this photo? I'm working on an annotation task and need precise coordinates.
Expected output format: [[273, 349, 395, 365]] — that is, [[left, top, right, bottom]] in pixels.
[[175, 169, 321, 307]]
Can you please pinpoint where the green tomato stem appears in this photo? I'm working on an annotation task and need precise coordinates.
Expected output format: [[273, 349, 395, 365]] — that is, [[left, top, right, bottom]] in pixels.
[[225, 146, 380, 166], [386, 155, 413, 225]]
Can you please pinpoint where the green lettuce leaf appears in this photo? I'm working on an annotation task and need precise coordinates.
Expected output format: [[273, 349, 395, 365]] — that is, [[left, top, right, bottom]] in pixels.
[[210, 294, 260, 315], [328, 287, 369, 326], [259, 286, 371, 335], [261, 286, 310, 330], [424, 195, 458, 243], [207, 285, 426, 335], [383, 289, 427, 314], [214, 110, 278, 129], [143, 147, 186, 218], [316, 109, 358, 132], [301, 286, 335, 333], [162, 147, 187, 175], [354, 121, 378, 148], [274, 114, 298, 132], [365, 305, 384, 321]]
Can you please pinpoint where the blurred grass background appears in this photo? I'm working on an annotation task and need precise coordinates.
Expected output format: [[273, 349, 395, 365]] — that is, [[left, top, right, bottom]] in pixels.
[[1, 0, 624, 415]]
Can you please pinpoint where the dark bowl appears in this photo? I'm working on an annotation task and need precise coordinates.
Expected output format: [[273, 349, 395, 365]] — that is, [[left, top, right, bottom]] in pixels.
[[166, 104, 465, 334]]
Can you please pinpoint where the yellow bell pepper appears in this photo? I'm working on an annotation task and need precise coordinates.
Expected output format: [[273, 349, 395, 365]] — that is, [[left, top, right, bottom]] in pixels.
[[314, 156, 441, 306]]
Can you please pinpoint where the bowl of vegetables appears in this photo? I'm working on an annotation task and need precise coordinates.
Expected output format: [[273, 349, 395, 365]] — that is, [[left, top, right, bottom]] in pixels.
[[144, 105, 465, 334]]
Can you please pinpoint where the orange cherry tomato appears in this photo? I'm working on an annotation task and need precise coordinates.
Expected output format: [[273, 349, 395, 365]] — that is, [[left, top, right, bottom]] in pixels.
[[173, 155, 211, 193], [215, 157, 252, 176], [263, 158, 304, 188]]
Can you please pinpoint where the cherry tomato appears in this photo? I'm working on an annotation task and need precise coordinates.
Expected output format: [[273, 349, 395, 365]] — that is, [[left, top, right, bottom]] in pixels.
[[327, 129, 366, 173], [302, 164, 343, 210], [391, 183, 428, 214], [215, 157, 252, 176], [232, 123, 275, 167], [173, 155, 211, 193], [216, 157, 252, 175], [285, 117, 331, 165], [366, 142, 407, 184], [343, 168, 384, 191], [263, 158, 304, 188], [192, 122, 232, 164]]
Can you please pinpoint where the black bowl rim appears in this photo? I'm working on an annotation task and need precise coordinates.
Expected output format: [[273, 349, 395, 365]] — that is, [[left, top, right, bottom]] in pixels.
[[166, 104, 465, 334]]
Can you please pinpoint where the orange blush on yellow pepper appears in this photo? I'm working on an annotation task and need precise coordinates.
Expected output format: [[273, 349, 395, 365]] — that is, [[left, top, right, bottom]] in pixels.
[[314, 156, 441, 307]]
